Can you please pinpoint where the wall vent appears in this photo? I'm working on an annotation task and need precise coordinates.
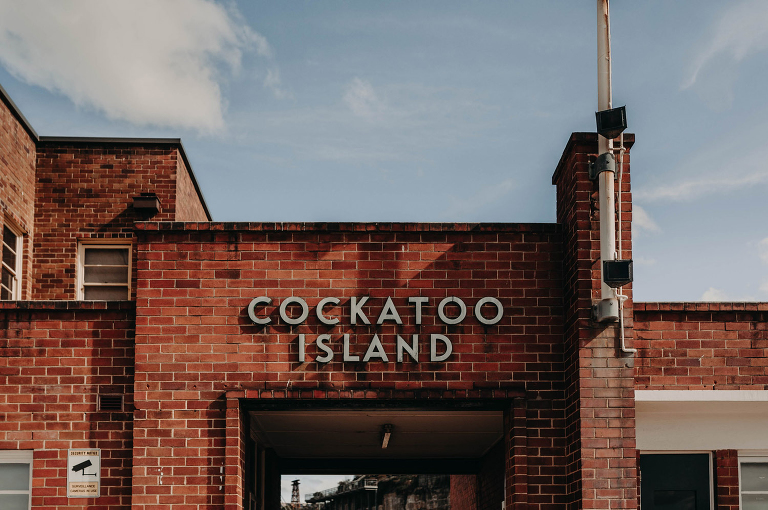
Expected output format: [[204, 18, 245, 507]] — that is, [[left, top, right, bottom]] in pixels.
[[99, 394, 124, 411]]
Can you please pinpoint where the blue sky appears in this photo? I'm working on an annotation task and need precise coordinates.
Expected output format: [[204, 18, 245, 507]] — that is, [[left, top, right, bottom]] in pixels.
[[2, 1, 767, 499], [2, 0, 768, 307]]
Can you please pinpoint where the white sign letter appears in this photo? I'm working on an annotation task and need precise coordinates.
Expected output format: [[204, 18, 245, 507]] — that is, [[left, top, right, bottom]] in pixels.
[[279, 297, 309, 325], [343, 334, 359, 362], [316, 297, 340, 325], [408, 297, 428, 325], [363, 334, 389, 362], [430, 334, 453, 362], [397, 334, 419, 362], [437, 297, 466, 325], [316, 334, 334, 363], [377, 297, 402, 325], [474, 297, 504, 325], [247, 297, 272, 325], [350, 296, 371, 325]]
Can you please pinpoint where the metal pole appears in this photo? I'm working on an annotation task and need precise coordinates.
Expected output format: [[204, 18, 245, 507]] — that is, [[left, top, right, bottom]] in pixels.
[[597, 0, 618, 309]]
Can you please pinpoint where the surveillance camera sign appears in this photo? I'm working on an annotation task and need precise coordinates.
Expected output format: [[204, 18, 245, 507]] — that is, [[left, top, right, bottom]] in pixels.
[[67, 449, 100, 498]]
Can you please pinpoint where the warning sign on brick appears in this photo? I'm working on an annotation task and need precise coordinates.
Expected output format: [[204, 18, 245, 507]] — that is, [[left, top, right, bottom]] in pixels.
[[67, 449, 100, 498]]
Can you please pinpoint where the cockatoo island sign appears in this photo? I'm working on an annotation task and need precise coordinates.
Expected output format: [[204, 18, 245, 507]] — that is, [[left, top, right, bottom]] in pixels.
[[247, 295, 504, 363]]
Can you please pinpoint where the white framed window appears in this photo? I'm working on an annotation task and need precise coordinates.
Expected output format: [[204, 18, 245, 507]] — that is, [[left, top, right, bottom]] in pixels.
[[740, 455, 768, 510], [1, 222, 23, 300], [77, 242, 132, 300], [0, 450, 33, 510]]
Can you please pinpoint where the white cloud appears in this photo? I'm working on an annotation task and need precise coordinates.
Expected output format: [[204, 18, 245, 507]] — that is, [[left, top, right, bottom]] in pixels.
[[343, 78, 385, 118], [632, 205, 661, 235], [700, 287, 729, 301], [441, 178, 516, 220], [264, 68, 291, 99], [633, 256, 657, 266], [683, 0, 768, 90], [634, 166, 768, 202], [0, 0, 269, 133], [228, 82, 492, 165], [700, 287, 757, 302], [758, 237, 768, 264]]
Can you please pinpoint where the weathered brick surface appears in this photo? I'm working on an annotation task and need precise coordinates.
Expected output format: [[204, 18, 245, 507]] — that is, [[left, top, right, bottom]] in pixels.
[[33, 141, 209, 300], [714, 449, 739, 510], [175, 151, 209, 222], [132, 222, 567, 510], [0, 301, 135, 509], [553, 133, 637, 509], [0, 91, 36, 299], [449, 474, 477, 510], [634, 303, 768, 389], [477, 439, 504, 510]]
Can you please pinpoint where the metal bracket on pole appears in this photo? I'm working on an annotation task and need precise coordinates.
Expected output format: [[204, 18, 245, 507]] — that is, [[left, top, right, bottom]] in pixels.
[[589, 152, 616, 181]]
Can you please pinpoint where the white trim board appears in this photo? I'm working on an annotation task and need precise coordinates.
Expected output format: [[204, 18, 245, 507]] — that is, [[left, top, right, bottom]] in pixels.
[[636, 390, 768, 402]]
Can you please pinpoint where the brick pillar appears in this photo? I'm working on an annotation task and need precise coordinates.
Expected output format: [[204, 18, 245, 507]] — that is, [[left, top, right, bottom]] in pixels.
[[552, 133, 637, 509], [505, 398, 527, 509], [226, 392, 246, 510], [450, 475, 478, 510], [714, 450, 739, 510]]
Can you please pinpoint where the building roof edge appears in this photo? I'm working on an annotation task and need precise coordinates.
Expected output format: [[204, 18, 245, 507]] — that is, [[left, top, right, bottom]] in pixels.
[[551, 132, 635, 185], [38, 136, 212, 221], [0, 82, 39, 141]]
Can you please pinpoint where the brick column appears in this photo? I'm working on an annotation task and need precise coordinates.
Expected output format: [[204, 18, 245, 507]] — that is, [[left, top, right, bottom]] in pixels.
[[226, 392, 246, 510], [552, 133, 636, 509], [714, 450, 739, 510], [505, 398, 528, 509]]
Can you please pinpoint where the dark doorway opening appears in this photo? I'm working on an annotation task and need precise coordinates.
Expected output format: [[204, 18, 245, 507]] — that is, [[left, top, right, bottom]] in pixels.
[[242, 400, 510, 510], [639, 453, 711, 510]]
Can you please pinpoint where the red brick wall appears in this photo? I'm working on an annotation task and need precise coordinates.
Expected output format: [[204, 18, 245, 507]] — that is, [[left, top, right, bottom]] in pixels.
[[477, 440, 504, 510], [714, 450, 739, 510], [552, 133, 637, 509], [0, 301, 135, 509], [0, 92, 36, 299], [33, 142, 184, 300], [450, 440, 504, 510], [174, 151, 209, 221], [634, 303, 768, 389], [450, 475, 477, 510], [133, 222, 567, 510]]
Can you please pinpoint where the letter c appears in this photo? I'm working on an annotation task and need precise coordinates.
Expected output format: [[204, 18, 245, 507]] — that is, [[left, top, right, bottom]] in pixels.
[[247, 297, 272, 325], [316, 297, 340, 325]]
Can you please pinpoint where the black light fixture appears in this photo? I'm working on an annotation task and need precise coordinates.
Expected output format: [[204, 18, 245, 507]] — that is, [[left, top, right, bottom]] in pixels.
[[595, 105, 627, 139], [603, 259, 633, 288], [381, 424, 393, 449], [133, 192, 161, 216]]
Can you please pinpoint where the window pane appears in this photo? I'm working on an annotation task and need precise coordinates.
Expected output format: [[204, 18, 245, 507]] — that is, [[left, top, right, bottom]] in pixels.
[[0, 462, 30, 490], [84, 265, 129, 284], [2, 244, 16, 269], [742, 463, 768, 492], [0, 494, 29, 510], [84, 285, 129, 300], [3, 226, 17, 248], [743, 493, 768, 510], [1, 286, 10, 300], [84, 248, 128, 265], [2, 268, 13, 289], [653, 490, 695, 510]]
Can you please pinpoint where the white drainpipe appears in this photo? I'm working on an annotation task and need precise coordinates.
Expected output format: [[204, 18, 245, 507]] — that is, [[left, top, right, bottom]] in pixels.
[[596, 0, 619, 321]]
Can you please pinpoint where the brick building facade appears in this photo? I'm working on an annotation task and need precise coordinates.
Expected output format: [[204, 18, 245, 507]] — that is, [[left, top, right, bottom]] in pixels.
[[1, 81, 766, 510]]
